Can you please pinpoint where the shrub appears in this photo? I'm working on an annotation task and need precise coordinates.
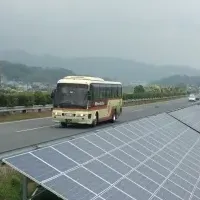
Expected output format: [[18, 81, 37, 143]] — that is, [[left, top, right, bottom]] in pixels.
[[5, 94, 18, 107], [18, 93, 34, 107], [0, 89, 185, 107], [34, 91, 46, 106]]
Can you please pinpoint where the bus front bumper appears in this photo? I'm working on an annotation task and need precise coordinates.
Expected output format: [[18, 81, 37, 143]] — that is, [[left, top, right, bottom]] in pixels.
[[52, 112, 93, 125]]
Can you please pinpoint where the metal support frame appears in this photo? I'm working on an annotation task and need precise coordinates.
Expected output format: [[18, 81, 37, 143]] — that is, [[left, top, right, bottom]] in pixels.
[[22, 175, 28, 200]]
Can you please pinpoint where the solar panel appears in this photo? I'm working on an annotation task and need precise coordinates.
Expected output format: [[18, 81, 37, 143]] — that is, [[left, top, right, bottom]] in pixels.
[[3, 112, 200, 200], [170, 105, 200, 132]]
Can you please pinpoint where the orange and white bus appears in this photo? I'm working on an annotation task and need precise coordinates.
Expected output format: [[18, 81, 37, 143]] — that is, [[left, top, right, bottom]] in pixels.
[[51, 76, 123, 127]]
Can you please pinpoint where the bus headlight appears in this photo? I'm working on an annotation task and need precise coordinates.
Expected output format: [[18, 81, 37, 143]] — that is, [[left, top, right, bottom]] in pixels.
[[76, 113, 86, 117]]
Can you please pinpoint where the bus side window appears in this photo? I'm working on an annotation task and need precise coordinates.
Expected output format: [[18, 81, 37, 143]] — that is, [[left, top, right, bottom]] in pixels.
[[103, 85, 106, 99], [114, 85, 117, 98], [91, 84, 99, 100], [99, 84, 106, 99], [99, 84, 103, 99], [90, 85, 94, 100], [104, 84, 107, 98], [117, 84, 122, 97], [95, 84, 100, 100], [111, 85, 114, 98], [106, 85, 111, 98], [98, 84, 101, 99]]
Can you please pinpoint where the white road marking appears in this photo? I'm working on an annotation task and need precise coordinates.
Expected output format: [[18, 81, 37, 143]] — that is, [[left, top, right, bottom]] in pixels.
[[131, 108, 144, 112], [16, 125, 54, 132], [0, 117, 51, 125]]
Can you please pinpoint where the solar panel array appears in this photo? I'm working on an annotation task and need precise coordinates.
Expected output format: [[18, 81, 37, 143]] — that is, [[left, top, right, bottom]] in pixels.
[[170, 105, 200, 132], [3, 112, 200, 200]]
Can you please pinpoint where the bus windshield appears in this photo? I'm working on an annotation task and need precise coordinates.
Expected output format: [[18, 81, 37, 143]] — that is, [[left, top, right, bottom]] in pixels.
[[54, 83, 89, 108]]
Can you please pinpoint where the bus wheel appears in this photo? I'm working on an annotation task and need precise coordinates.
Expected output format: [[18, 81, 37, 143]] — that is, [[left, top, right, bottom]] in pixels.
[[111, 111, 117, 123], [92, 113, 98, 127], [60, 122, 68, 128]]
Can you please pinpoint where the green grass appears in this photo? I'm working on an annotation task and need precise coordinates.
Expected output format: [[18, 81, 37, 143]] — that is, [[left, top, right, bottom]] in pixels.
[[0, 165, 37, 200], [0, 111, 52, 122], [123, 96, 183, 107]]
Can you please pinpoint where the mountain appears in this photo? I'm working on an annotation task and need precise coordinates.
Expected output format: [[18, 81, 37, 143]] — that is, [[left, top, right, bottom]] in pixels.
[[153, 75, 200, 86], [0, 60, 75, 84], [1, 50, 200, 83]]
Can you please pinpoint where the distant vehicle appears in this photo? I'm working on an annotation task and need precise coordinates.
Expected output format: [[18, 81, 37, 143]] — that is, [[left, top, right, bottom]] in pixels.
[[188, 94, 196, 102], [51, 76, 123, 127], [196, 94, 200, 100]]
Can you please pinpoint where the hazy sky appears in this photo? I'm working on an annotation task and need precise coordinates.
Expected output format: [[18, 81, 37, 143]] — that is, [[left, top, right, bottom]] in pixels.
[[1, 0, 200, 67]]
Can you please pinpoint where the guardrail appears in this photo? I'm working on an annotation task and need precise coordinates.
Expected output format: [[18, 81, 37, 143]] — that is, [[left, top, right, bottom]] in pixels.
[[0, 95, 186, 114]]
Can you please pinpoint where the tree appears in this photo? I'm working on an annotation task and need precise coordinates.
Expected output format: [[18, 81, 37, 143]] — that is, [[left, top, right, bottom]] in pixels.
[[134, 85, 145, 93]]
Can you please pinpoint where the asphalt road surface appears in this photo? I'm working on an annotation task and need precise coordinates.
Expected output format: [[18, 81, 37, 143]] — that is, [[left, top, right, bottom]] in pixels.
[[0, 97, 198, 154]]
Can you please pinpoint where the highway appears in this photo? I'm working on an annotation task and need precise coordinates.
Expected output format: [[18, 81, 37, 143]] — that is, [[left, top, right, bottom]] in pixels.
[[0, 97, 198, 154]]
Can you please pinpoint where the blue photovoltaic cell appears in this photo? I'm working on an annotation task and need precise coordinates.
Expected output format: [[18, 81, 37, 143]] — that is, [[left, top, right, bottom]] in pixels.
[[128, 122, 149, 134], [85, 134, 115, 151], [191, 196, 200, 200], [44, 175, 95, 200], [111, 149, 140, 167], [137, 164, 165, 184], [4, 153, 59, 182], [114, 126, 138, 140], [129, 141, 153, 156], [156, 187, 182, 200], [127, 170, 159, 193], [120, 145, 147, 162], [151, 197, 161, 200], [169, 173, 194, 193], [32, 147, 77, 172], [4, 111, 200, 200], [84, 160, 122, 184], [106, 128, 131, 143], [144, 159, 171, 177], [115, 178, 152, 200], [144, 136, 164, 148], [98, 154, 132, 175], [137, 119, 157, 132], [101, 187, 133, 200], [150, 155, 175, 171], [96, 130, 124, 147], [163, 179, 191, 200], [67, 167, 110, 194], [70, 137, 105, 157], [123, 124, 144, 136], [170, 105, 200, 132], [53, 141, 93, 164], [137, 138, 159, 152]]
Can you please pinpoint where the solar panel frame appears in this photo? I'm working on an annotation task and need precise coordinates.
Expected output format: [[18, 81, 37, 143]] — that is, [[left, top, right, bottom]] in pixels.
[[170, 105, 200, 132], [3, 113, 200, 200]]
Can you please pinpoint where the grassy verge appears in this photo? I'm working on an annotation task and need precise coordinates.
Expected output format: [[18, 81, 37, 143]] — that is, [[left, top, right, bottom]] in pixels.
[[0, 165, 37, 200], [0, 96, 185, 123], [123, 96, 184, 107], [0, 111, 52, 122], [0, 165, 61, 200]]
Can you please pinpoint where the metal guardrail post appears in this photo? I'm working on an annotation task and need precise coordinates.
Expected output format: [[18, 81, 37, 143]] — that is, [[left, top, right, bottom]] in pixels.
[[22, 175, 28, 200]]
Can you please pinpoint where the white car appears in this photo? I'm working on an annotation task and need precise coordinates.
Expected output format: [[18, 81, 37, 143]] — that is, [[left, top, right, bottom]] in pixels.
[[188, 94, 196, 101]]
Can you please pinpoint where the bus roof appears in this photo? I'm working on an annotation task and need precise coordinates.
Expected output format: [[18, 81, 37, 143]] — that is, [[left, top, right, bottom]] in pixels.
[[57, 76, 122, 85]]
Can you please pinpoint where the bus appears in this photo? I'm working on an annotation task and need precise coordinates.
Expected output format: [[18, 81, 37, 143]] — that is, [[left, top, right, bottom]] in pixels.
[[51, 76, 123, 127]]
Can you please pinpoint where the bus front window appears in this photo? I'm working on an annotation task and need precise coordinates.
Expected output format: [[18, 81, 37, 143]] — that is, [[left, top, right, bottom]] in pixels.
[[54, 83, 89, 108]]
